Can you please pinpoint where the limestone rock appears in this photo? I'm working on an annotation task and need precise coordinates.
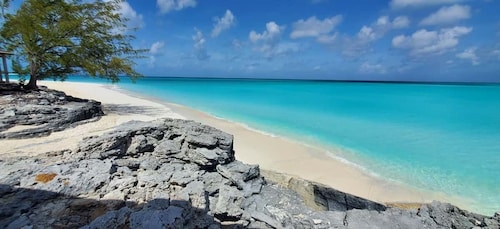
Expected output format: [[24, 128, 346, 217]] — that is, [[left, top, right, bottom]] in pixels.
[[0, 118, 498, 228], [0, 86, 103, 139]]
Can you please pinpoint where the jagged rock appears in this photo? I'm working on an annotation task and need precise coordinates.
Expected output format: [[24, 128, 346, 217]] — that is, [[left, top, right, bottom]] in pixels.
[[81, 207, 132, 229], [0, 118, 498, 229], [214, 185, 245, 221], [0, 86, 103, 139]]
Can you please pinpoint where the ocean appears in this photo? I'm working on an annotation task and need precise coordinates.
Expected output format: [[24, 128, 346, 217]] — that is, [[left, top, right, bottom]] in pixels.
[[48, 76, 500, 215]]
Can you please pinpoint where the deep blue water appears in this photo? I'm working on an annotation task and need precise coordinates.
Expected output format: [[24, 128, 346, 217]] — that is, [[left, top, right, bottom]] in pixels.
[[41, 76, 500, 215]]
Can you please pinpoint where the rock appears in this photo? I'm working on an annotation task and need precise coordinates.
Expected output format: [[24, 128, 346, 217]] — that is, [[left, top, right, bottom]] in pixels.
[[0, 118, 498, 228], [201, 171, 229, 195], [417, 201, 484, 229], [249, 210, 283, 229], [214, 185, 245, 221], [81, 207, 132, 229], [127, 135, 155, 155], [0, 86, 103, 139], [129, 207, 184, 229], [27, 159, 111, 196]]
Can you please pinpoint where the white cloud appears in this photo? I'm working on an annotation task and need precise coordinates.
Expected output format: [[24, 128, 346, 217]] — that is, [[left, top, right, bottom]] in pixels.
[[192, 29, 209, 60], [150, 41, 165, 55], [392, 26, 472, 56], [157, 0, 197, 14], [393, 16, 411, 28], [316, 34, 338, 44], [340, 15, 409, 57], [249, 22, 298, 58], [456, 47, 479, 65], [357, 26, 377, 42], [358, 16, 410, 42], [420, 4, 471, 26], [360, 62, 387, 74], [249, 21, 283, 43], [290, 15, 342, 42], [211, 10, 236, 37], [390, 0, 466, 9], [118, 1, 144, 29]]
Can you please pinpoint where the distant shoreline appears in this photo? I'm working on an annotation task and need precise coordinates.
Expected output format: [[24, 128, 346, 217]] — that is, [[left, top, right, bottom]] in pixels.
[[124, 76, 500, 86]]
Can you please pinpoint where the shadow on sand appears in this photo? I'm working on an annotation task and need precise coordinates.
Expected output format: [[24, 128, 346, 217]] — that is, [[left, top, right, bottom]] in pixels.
[[104, 104, 166, 117]]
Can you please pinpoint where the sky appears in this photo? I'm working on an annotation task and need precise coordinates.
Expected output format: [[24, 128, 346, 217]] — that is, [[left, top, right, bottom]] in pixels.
[[9, 0, 500, 82]]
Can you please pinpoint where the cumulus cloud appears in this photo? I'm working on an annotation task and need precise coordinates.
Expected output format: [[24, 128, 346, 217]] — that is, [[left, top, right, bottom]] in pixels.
[[358, 16, 410, 42], [290, 15, 342, 44], [360, 62, 387, 74], [357, 26, 377, 42], [249, 21, 283, 43], [390, 0, 466, 9], [392, 16, 411, 29], [157, 0, 197, 14], [102, 0, 143, 33], [341, 16, 410, 57], [456, 47, 479, 65], [249, 22, 298, 58], [211, 10, 236, 37], [392, 26, 472, 56], [150, 41, 165, 55], [118, 1, 144, 29], [420, 4, 471, 26], [192, 29, 209, 60]]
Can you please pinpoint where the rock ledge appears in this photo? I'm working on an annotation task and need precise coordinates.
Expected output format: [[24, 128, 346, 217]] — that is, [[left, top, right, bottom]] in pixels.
[[0, 84, 103, 139]]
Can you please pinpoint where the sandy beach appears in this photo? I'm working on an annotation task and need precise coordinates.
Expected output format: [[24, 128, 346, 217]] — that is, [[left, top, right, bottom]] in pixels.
[[2, 81, 467, 209]]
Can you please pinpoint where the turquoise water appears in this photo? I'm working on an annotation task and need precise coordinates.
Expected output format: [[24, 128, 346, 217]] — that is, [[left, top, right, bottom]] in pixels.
[[45, 76, 500, 215]]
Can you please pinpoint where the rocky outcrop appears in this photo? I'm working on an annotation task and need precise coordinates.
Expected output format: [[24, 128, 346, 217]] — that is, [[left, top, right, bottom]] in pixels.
[[0, 119, 499, 228], [0, 84, 103, 139]]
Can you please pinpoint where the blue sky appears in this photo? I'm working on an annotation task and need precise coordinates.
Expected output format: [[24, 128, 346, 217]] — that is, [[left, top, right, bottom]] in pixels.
[[10, 0, 500, 82]]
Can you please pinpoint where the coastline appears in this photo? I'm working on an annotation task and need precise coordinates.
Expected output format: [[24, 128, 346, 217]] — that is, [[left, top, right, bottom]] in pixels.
[[3, 81, 472, 211]]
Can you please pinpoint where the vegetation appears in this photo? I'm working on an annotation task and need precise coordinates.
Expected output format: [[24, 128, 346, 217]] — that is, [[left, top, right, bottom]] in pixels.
[[0, 0, 144, 89]]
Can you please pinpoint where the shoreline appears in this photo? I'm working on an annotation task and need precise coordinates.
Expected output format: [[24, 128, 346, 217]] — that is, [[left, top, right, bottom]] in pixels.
[[3, 81, 475, 213], [112, 84, 472, 207]]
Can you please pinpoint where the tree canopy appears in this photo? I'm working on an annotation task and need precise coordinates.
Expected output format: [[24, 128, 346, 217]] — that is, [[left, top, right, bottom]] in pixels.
[[0, 0, 144, 89]]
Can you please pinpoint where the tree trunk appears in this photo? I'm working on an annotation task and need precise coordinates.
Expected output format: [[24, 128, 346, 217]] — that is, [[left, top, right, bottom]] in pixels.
[[25, 74, 37, 90], [26, 58, 38, 90]]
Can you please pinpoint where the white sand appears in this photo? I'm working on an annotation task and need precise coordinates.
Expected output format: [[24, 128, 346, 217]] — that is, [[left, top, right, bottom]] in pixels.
[[2, 81, 469, 208]]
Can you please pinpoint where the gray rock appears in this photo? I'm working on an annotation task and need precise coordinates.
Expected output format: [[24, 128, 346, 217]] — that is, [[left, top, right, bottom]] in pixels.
[[0, 87, 103, 139], [154, 139, 182, 156], [201, 172, 230, 196], [82, 207, 132, 229], [0, 118, 498, 229], [313, 185, 387, 212], [126, 135, 155, 155], [214, 185, 245, 221], [19, 159, 112, 196], [129, 206, 184, 229], [217, 161, 260, 184]]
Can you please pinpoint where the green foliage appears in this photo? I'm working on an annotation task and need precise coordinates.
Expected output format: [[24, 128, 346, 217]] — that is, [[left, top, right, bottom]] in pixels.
[[0, 0, 11, 18], [0, 0, 145, 88]]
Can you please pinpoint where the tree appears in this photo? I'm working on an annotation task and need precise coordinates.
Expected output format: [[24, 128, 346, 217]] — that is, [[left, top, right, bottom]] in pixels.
[[0, 0, 144, 89], [1, 0, 11, 18]]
